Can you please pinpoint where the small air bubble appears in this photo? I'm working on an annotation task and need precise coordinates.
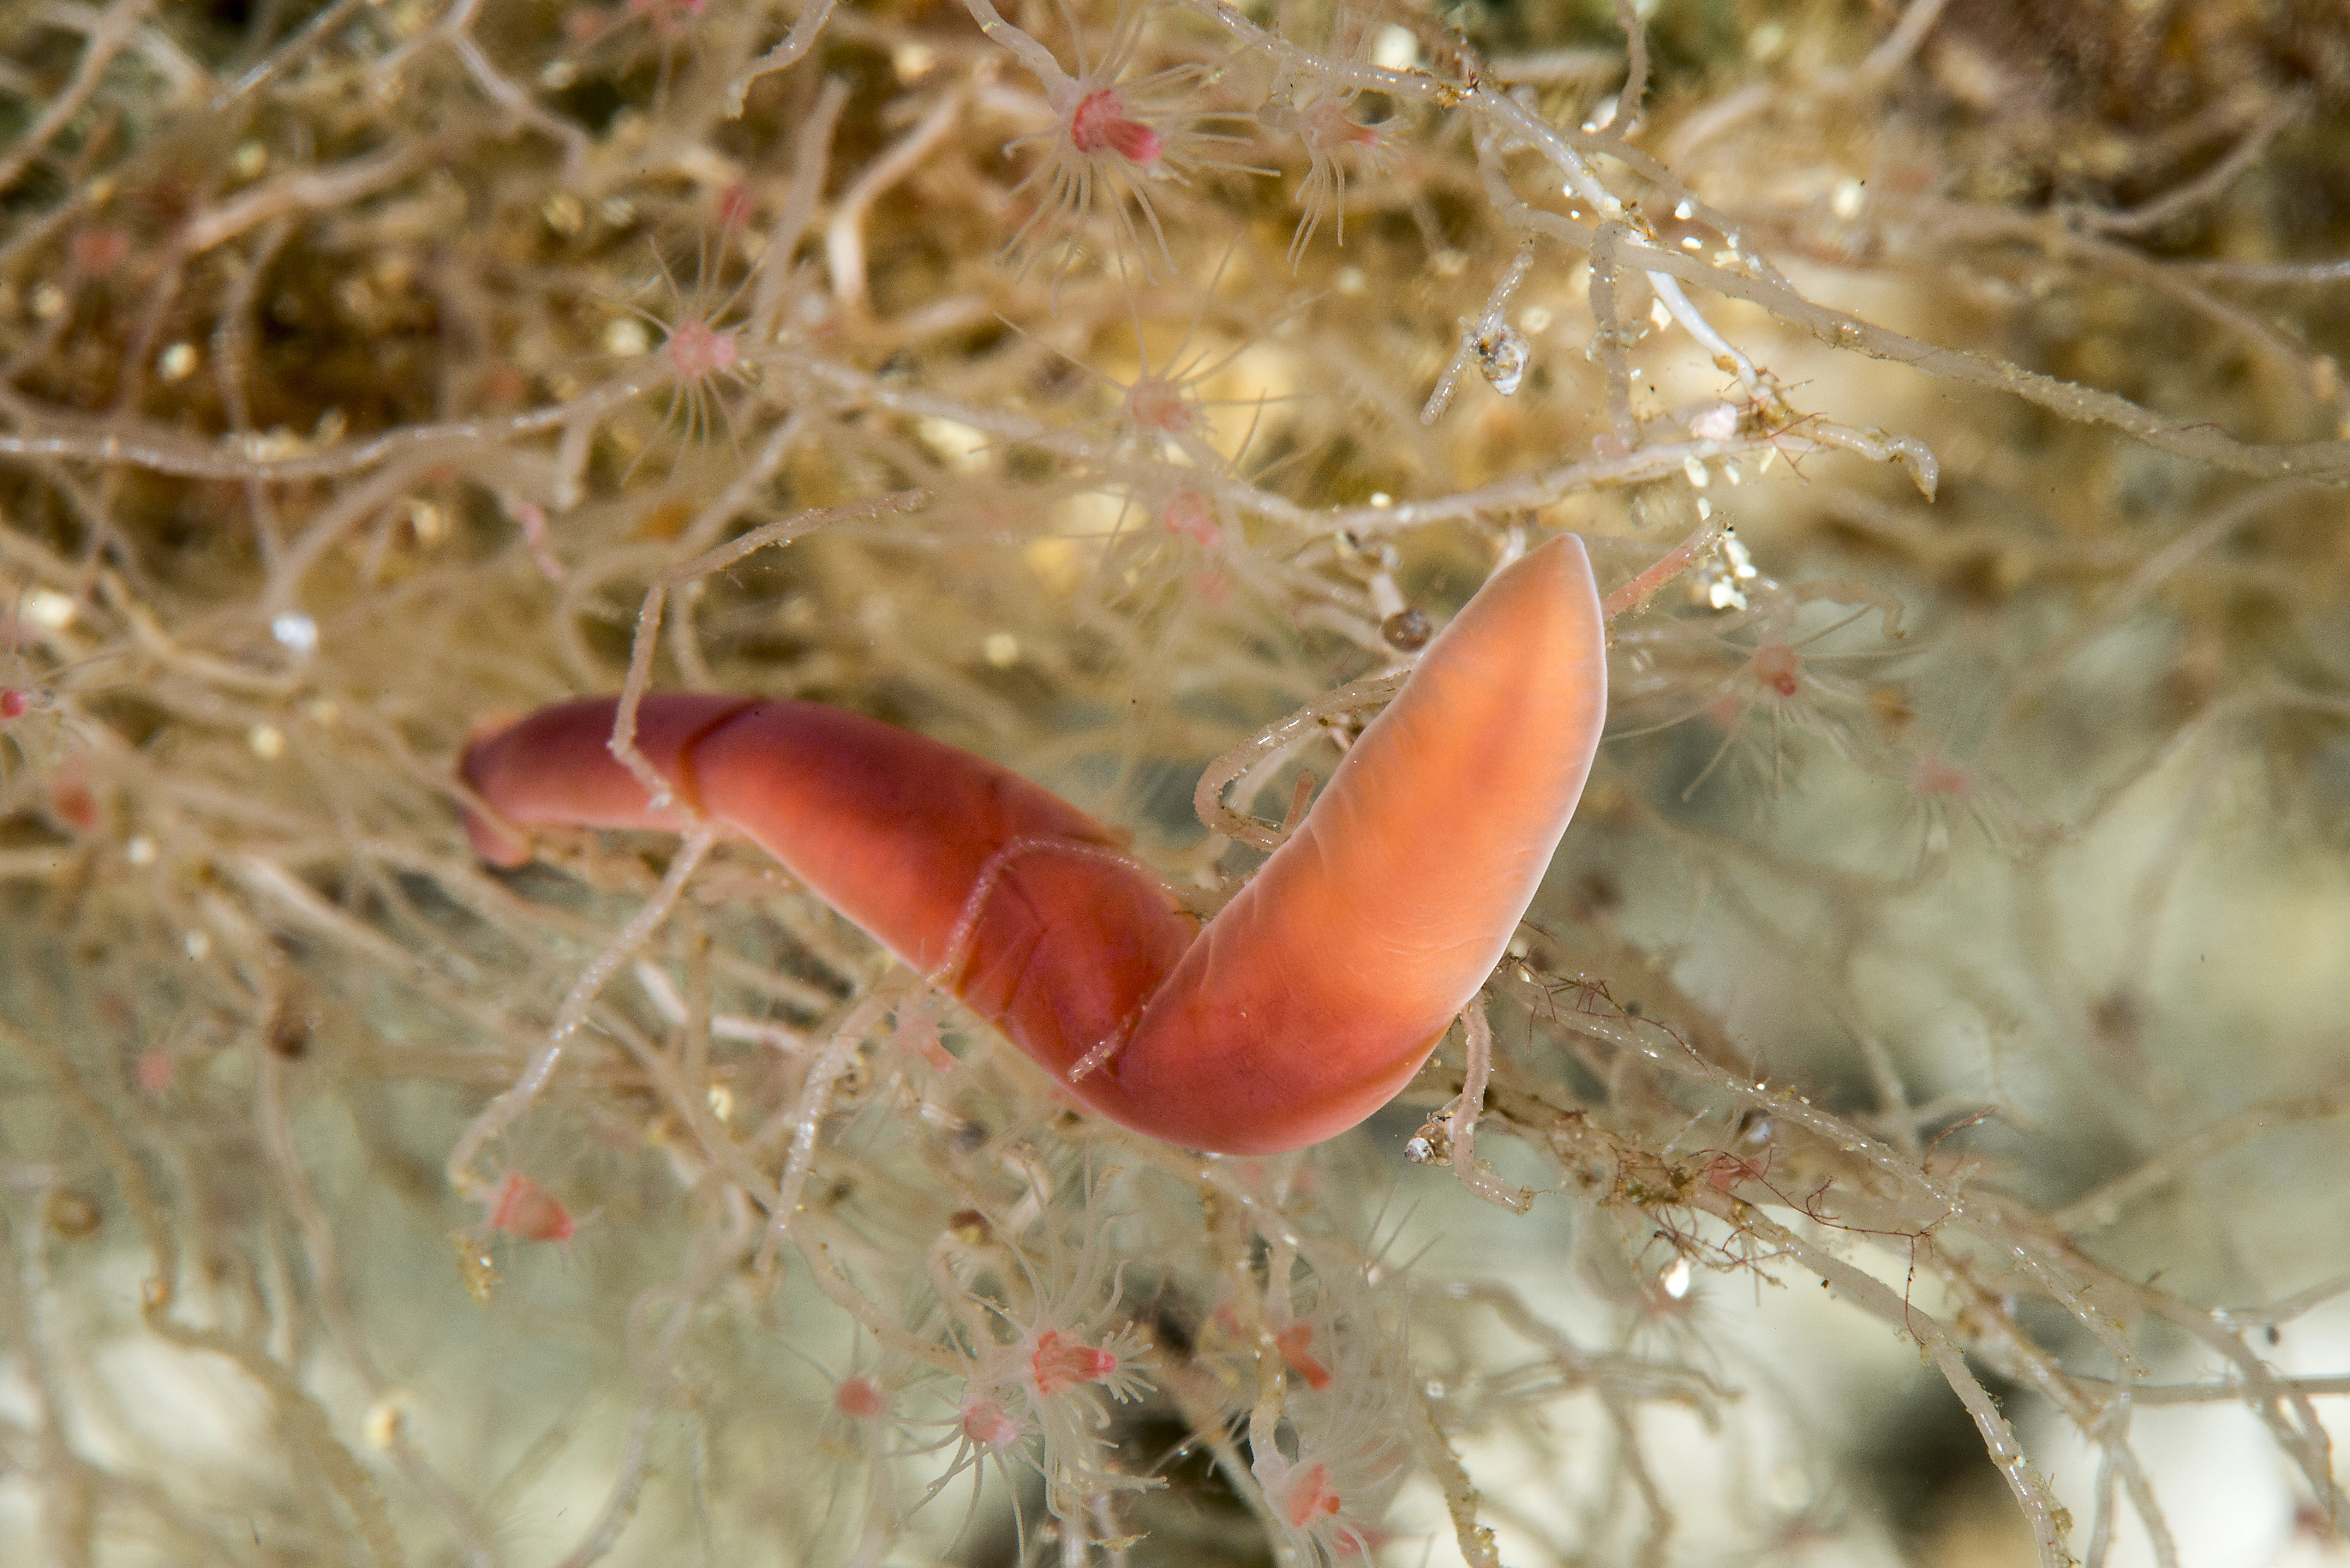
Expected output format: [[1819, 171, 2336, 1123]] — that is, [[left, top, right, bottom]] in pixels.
[[542, 190, 585, 237], [23, 589, 75, 630], [604, 318, 651, 357], [1381, 608, 1433, 652], [1370, 23, 1417, 69], [917, 416, 990, 473], [271, 612, 318, 655], [362, 1393, 412, 1452], [893, 40, 938, 81], [157, 342, 199, 382]]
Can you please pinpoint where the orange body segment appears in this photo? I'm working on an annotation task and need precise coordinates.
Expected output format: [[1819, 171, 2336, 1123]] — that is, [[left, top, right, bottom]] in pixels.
[[462, 695, 1200, 1096], [1087, 534, 1608, 1151], [458, 534, 1607, 1154]]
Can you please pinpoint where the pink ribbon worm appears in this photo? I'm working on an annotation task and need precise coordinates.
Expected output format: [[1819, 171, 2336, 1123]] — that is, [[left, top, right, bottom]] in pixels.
[[459, 534, 1607, 1154]]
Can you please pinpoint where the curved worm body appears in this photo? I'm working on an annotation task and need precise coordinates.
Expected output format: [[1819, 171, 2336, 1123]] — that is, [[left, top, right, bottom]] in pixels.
[[460, 535, 1606, 1154]]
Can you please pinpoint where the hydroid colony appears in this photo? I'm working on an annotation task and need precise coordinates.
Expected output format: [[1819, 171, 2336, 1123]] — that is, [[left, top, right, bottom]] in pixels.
[[2, 1, 2348, 1565]]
